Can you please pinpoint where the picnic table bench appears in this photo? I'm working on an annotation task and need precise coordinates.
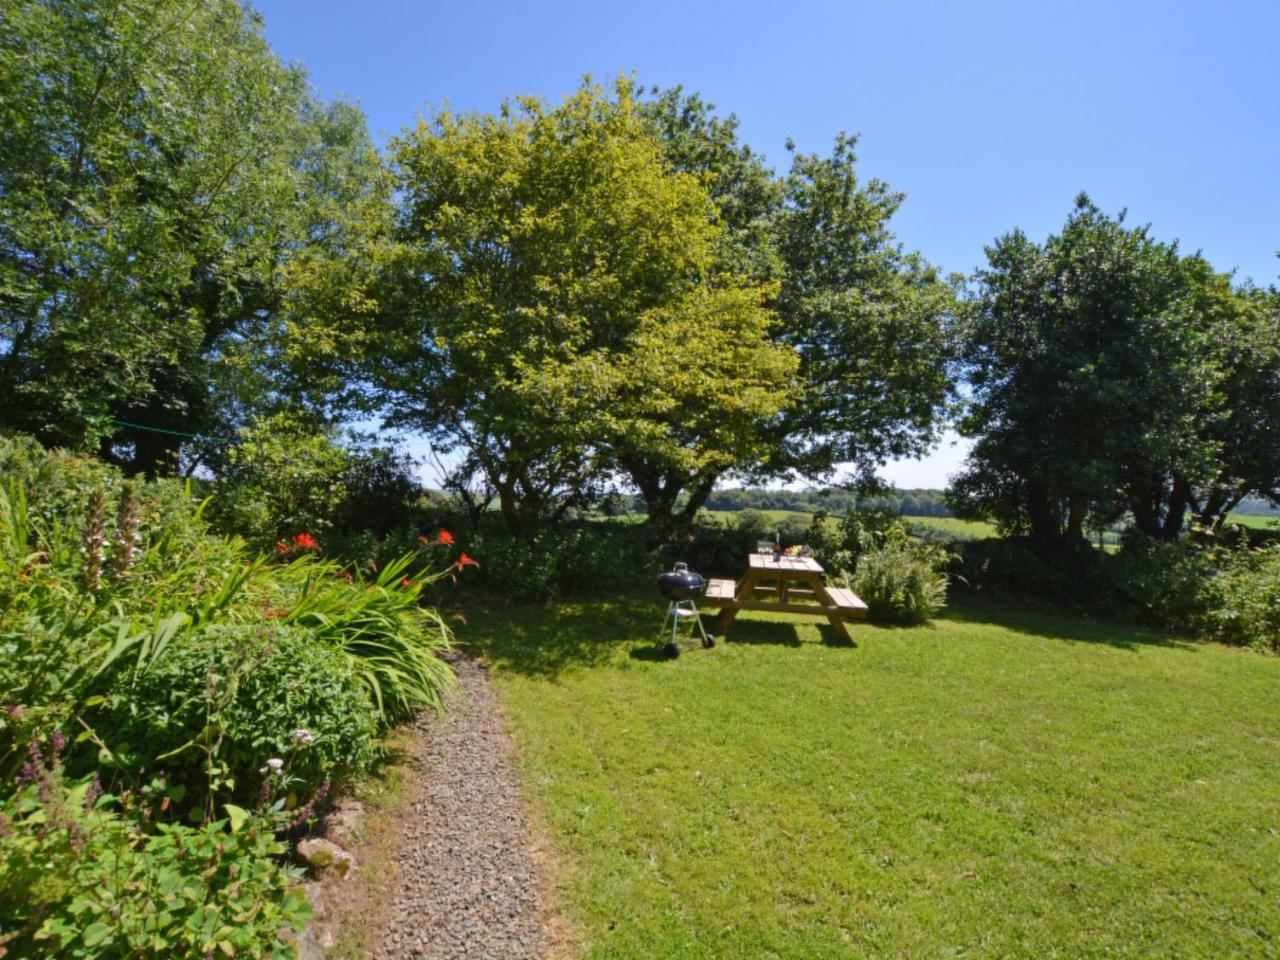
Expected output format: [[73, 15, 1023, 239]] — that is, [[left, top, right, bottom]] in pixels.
[[702, 553, 867, 643]]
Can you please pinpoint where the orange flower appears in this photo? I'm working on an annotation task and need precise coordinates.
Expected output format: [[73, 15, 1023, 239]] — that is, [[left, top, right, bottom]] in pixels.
[[437, 529, 454, 545], [292, 533, 319, 551], [457, 552, 478, 568], [399, 577, 412, 588], [275, 541, 289, 553]]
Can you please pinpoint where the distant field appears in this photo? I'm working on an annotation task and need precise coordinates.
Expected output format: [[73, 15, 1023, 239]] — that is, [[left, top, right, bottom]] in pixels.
[[1227, 512, 1279, 531], [700, 509, 998, 541], [617, 508, 1274, 540], [905, 515, 997, 539]]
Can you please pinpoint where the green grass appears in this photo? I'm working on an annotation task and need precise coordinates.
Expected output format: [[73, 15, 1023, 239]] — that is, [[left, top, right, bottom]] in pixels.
[[464, 594, 1280, 959], [905, 515, 998, 539], [1228, 512, 1280, 531], [702, 510, 999, 541]]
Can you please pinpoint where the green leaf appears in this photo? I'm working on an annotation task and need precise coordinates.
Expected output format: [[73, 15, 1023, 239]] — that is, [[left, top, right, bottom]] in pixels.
[[223, 803, 250, 833], [83, 922, 113, 947]]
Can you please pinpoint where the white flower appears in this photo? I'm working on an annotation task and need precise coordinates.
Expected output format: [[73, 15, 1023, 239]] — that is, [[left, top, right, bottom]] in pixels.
[[260, 757, 285, 775], [291, 729, 315, 746]]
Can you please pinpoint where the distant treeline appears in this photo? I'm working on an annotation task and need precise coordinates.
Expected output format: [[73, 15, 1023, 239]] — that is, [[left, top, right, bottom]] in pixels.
[[613, 487, 952, 517]]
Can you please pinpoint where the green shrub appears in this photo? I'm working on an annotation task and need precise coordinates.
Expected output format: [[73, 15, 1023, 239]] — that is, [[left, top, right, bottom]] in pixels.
[[0, 752, 309, 959], [467, 520, 653, 601], [1200, 543, 1280, 652], [104, 624, 380, 805], [275, 553, 457, 723], [1107, 534, 1213, 629], [205, 412, 420, 547], [950, 536, 1107, 602], [850, 525, 950, 625], [1, 434, 454, 799]]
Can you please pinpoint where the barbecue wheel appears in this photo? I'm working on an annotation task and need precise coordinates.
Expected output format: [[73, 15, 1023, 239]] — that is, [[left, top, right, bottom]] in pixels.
[[702, 635, 716, 648], [664, 642, 680, 659]]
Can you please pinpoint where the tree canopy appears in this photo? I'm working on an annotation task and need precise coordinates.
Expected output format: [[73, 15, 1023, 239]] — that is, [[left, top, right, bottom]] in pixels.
[[952, 195, 1280, 553], [0, 0, 379, 473], [355, 79, 794, 532]]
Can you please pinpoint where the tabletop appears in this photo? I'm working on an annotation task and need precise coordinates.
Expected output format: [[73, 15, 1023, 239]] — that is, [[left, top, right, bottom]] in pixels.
[[747, 553, 824, 574]]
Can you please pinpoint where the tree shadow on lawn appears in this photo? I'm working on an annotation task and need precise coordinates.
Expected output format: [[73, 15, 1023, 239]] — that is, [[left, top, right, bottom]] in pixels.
[[456, 591, 661, 679], [716, 615, 853, 649], [941, 591, 1201, 653], [455, 588, 1202, 681]]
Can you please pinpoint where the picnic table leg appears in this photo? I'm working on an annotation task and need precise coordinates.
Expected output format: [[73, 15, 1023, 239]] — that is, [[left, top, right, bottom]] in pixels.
[[825, 611, 853, 644], [717, 569, 762, 640], [811, 577, 854, 645], [714, 605, 740, 637]]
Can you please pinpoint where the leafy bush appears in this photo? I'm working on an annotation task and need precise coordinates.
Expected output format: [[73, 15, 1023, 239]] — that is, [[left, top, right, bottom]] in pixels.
[[466, 520, 653, 601], [950, 536, 1107, 603], [104, 624, 380, 804], [1107, 534, 1214, 628], [1, 434, 456, 787], [1198, 543, 1280, 651], [1107, 536, 1280, 651], [850, 525, 950, 625], [276, 553, 457, 722], [0, 746, 309, 960], [205, 412, 421, 547]]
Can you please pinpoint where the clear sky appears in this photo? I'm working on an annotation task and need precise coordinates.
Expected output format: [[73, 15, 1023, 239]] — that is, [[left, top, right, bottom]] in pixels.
[[254, 0, 1279, 489]]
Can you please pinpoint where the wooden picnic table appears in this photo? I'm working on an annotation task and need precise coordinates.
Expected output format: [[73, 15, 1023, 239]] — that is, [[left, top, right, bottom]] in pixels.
[[702, 553, 868, 643]]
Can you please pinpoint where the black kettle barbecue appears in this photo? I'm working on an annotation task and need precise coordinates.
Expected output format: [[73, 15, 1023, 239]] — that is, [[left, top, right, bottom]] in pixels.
[[656, 562, 715, 658]]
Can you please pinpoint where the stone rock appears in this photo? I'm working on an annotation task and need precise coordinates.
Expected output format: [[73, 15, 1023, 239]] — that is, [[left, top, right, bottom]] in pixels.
[[297, 837, 355, 878], [302, 881, 328, 920], [324, 799, 365, 847]]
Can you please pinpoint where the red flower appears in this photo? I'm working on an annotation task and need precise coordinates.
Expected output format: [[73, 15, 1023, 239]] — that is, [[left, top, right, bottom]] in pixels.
[[457, 552, 478, 568], [275, 541, 289, 553], [437, 529, 454, 546], [399, 577, 412, 588], [292, 533, 319, 551]]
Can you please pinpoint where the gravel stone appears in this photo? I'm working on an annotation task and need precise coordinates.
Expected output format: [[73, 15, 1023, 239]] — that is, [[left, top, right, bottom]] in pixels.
[[374, 657, 548, 960]]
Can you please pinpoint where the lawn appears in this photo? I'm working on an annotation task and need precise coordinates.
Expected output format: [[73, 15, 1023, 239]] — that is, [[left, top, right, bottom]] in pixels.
[[1229, 512, 1280, 531], [464, 593, 1280, 959]]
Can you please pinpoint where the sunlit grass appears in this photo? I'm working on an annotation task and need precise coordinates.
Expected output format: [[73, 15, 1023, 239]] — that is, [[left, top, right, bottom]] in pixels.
[[464, 593, 1280, 959]]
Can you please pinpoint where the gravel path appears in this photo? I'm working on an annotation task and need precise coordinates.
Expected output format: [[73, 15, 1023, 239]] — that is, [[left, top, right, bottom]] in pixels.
[[374, 657, 550, 960]]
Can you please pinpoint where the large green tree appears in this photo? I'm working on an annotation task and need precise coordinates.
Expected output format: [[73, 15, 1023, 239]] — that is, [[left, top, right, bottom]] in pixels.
[[952, 195, 1271, 552], [639, 90, 954, 498], [361, 79, 794, 533], [0, 0, 378, 473]]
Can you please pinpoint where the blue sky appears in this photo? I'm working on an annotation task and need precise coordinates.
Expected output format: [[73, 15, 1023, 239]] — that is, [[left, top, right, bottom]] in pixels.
[[254, 0, 1279, 488]]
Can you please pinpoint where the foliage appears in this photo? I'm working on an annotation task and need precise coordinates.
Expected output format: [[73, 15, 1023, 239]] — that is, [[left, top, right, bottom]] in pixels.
[[848, 524, 950, 625], [0, 748, 309, 959], [697, 486, 954, 518], [764, 134, 955, 484], [1203, 542, 1280, 651], [953, 194, 1277, 555], [1108, 534, 1280, 652], [278, 552, 458, 722], [0, 0, 379, 466], [0, 434, 455, 805], [104, 625, 380, 803], [205, 411, 420, 546], [349, 77, 794, 532], [466, 519, 653, 603], [640, 87, 955, 503]]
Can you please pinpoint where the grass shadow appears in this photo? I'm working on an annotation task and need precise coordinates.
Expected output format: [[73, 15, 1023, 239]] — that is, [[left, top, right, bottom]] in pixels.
[[457, 591, 662, 679], [940, 592, 1200, 652], [723, 615, 855, 648]]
